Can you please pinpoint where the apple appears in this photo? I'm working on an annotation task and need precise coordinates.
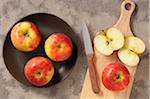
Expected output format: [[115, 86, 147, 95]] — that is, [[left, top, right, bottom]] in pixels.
[[102, 63, 130, 91], [11, 21, 41, 52], [94, 28, 124, 55], [45, 33, 73, 62], [118, 36, 145, 66], [24, 56, 54, 86]]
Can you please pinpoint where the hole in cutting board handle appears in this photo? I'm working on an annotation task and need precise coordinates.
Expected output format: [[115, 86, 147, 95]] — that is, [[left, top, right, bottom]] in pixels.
[[121, 0, 135, 13], [125, 3, 132, 11]]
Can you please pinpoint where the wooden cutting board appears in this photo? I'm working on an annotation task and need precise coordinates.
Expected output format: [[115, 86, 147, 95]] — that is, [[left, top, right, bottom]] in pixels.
[[80, 0, 137, 99]]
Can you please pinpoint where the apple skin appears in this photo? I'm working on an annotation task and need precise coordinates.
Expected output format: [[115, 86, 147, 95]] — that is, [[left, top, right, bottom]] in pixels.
[[11, 21, 41, 52], [45, 33, 73, 62], [102, 63, 130, 91], [24, 56, 54, 86]]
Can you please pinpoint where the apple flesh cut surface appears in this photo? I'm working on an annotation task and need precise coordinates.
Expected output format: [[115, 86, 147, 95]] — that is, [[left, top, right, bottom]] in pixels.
[[102, 63, 130, 91], [45, 33, 73, 62], [94, 28, 124, 55], [24, 57, 54, 86], [11, 21, 41, 52], [118, 36, 145, 66]]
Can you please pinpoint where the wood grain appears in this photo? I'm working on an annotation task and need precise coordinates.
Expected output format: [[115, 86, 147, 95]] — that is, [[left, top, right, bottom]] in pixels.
[[80, 0, 137, 99]]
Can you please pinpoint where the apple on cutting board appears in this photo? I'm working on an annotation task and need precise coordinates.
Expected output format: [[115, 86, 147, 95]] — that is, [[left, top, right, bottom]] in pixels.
[[45, 33, 73, 62], [24, 56, 54, 86], [94, 28, 124, 56], [93, 27, 145, 92], [94, 27, 145, 67], [102, 63, 130, 91], [11, 21, 41, 52], [118, 36, 145, 66]]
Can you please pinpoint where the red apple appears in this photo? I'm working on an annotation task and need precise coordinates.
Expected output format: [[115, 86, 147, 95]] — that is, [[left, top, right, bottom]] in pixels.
[[45, 33, 73, 62], [11, 21, 41, 52], [102, 63, 130, 91], [24, 56, 54, 86]]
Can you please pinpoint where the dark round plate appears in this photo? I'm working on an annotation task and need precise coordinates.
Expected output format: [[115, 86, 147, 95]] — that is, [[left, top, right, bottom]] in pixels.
[[3, 13, 78, 87]]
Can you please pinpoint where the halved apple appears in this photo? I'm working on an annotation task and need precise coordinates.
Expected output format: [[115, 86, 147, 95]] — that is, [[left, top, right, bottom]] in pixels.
[[94, 28, 124, 55], [118, 36, 145, 66]]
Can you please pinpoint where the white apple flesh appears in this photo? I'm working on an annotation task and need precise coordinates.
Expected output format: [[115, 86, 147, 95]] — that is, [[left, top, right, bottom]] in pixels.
[[94, 28, 124, 55], [118, 36, 145, 66]]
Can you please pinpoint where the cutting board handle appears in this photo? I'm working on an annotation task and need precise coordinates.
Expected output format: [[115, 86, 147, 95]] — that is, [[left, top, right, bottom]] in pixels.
[[114, 0, 135, 35]]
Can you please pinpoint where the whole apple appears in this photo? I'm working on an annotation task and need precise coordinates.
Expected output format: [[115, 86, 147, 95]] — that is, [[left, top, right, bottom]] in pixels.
[[45, 33, 73, 62], [102, 63, 130, 91], [24, 56, 54, 86], [11, 21, 41, 52]]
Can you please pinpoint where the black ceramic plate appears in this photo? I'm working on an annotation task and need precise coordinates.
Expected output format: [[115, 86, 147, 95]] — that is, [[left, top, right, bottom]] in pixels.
[[3, 13, 78, 87]]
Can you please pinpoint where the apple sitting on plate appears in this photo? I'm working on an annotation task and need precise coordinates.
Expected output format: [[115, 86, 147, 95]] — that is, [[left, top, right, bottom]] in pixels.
[[102, 63, 130, 91], [11, 21, 41, 52], [118, 36, 145, 66], [94, 28, 124, 55], [24, 56, 54, 86], [45, 33, 73, 62]]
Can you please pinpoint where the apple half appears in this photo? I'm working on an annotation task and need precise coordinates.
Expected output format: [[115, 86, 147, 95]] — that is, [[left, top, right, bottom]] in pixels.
[[94, 28, 124, 55], [118, 36, 145, 66]]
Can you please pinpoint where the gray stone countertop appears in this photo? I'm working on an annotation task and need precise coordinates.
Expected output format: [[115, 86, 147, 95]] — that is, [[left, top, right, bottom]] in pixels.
[[0, 0, 149, 99]]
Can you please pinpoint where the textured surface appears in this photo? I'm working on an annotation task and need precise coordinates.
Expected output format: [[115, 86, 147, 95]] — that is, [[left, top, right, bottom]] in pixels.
[[0, 0, 149, 99]]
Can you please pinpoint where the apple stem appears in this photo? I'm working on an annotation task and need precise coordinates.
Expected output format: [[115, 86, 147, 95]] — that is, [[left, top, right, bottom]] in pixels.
[[116, 74, 120, 79], [23, 31, 30, 37], [36, 71, 41, 76], [57, 44, 61, 48]]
